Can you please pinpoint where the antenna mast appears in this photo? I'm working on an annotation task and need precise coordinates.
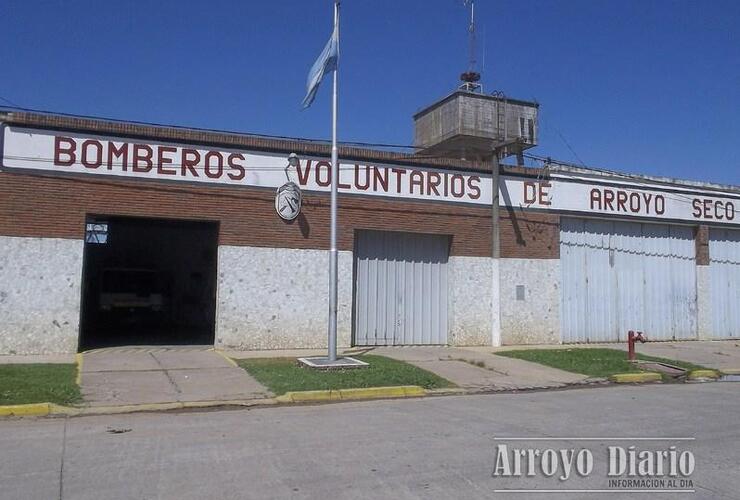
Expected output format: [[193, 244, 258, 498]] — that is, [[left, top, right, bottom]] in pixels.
[[460, 0, 481, 92]]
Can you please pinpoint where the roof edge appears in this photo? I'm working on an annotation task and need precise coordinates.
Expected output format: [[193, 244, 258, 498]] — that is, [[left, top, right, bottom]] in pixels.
[[0, 110, 490, 173]]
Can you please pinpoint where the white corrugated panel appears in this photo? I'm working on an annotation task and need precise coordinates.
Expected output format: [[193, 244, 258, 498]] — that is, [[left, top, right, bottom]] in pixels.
[[560, 218, 697, 343], [709, 228, 740, 339], [354, 230, 449, 345]]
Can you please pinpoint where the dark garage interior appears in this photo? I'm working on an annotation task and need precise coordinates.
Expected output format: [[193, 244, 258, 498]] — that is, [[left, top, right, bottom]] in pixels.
[[79, 216, 219, 350]]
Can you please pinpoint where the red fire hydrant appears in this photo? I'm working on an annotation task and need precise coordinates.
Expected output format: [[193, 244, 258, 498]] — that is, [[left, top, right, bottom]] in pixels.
[[627, 330, 647, 361]]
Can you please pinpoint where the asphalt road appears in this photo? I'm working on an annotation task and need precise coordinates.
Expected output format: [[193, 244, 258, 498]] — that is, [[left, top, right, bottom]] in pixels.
[[1, 383, 738, 500]]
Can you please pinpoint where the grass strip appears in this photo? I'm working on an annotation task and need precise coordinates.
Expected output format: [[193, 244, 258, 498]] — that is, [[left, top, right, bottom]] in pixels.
[[0, 363, 81, 405], [238, 354, 453, 395], [496, 348, 706, 379]]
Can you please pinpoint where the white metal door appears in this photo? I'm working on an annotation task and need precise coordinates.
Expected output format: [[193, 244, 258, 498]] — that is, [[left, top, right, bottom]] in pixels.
[[354, 230, 449, 345], [709, 228, 740, 339], [560, 218, 697, 343]]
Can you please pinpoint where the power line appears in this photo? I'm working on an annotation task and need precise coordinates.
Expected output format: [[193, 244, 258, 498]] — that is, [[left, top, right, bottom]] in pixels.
[[522, 152, 738, 207], [0, 103, 422, 151], [553, 126, 586, 167], [2, 103, 737, 194], [0, 96, 22, 108], [5, 152, 734, 210], [0, 154, 456, 172]]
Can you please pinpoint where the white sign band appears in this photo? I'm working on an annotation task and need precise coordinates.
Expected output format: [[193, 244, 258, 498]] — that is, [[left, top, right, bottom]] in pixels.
[[2, 125, 738, 225]]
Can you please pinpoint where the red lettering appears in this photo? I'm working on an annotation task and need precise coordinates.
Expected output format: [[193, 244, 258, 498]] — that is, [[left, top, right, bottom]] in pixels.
[[655, 195, 665, 215], [692, 199, 702, 218], [603, 190, 615, 211], [616, 190, 628, 212], [81, 140, 102, 168], [590, 189, 602, 210], [539, 182, 552, 206], [629, 192, 640, 213], [107, 142, 128, 171], [642, 193, 653, 214], [467, 176, 481, 200], [450, 174, 464, 198], [354, 164, 370, 190], [524, 181, 537, 204], [54, 137, 76, 166], [391, 168, 406, 193], [409, 170, 424, 195], [692, 198, 734, 220], [157, 146, 177, 175], [373, 167, 389, 192], [316, 161, 331, 187], [227, 153, 246, 181], [204, 151, 223, 179], [296, 159, 311, 185], [133, 144, 153, 172], [427, 172, 441, 196], [181, 149, 200, 177], [715, 201, 725, 220]]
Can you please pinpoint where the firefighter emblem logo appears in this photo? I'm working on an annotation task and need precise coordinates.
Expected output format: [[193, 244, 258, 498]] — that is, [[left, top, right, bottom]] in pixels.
[[275, 182, 302, 221]]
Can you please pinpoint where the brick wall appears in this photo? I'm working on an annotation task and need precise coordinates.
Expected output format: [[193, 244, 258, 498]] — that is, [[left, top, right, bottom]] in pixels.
[[695, 225, 710, 265], [0, 171, 498, 257], [500, 207, 560, 259], [0, 171, 563, 259]]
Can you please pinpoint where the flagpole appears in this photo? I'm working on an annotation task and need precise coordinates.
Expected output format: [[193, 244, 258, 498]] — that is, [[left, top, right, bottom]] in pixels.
[[328, 0, 340, 362]]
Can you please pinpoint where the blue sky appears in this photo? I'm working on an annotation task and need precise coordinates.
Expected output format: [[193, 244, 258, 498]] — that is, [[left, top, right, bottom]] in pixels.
[[2, 0, 738, 185]]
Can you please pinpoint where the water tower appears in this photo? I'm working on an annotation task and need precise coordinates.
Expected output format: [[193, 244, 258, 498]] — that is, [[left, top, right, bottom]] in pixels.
[[413, 1, 539, 163]]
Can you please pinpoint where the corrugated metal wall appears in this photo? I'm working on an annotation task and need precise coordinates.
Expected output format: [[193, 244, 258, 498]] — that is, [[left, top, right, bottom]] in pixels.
[[354, 230, 449, 345], [560, 218, 697, 343], [709, 228, 740, 339]]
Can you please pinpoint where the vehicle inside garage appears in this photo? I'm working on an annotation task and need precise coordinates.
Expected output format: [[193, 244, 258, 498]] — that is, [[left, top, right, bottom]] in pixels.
[[79, 216, 219, 350]]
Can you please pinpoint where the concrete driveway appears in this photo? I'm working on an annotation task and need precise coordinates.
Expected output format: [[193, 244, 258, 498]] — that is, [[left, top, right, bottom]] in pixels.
[[80, 347, 271, 406]]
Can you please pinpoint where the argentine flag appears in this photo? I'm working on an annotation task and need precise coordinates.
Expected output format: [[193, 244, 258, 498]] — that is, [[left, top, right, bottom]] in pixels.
[[302, 25, 338, 109]]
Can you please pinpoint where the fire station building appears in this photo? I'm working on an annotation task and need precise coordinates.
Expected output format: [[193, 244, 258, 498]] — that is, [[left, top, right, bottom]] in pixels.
[[1, 102, 739, 354]]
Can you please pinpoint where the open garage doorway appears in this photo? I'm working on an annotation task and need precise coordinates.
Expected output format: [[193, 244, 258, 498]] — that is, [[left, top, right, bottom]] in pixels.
[[79, 216, 219, 350]]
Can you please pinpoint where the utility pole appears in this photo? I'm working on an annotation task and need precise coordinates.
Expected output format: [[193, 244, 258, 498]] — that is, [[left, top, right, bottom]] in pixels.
[[491, 147, 502, 347]]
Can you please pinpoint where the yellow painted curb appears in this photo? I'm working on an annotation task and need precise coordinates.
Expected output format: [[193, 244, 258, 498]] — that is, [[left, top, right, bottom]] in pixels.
[[49, 404, 81, 416], [0, 403, 51, 417], [276, 385, 426, 403], [75, 352, 84, 386], [340, 386, 426, 400], [275, 390, 338, 403], [211, 349, 239, 367], [609, 372, 662, 383], [687, 369, 720, 380], [84, 402, 185, 415], [1, 399, 283, 418], [180, 399, 274, 410], [720, 368, 740, 375]]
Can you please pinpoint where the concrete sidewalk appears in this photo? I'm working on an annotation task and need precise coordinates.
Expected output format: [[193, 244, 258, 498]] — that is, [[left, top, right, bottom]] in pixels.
[[373, 346, 591, 390], [80, 347, 272, 407], [5, 340, 736, 410], [0, 353, 76, 364], [494, 339, 740, 373], [606, 340, 740, 372], [223, 346, 592, 391]]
